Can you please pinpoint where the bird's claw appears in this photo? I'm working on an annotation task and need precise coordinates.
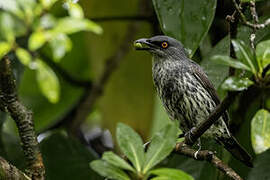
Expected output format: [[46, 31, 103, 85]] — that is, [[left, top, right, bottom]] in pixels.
[[194, 138, 201, 159], [185, 127, 196, 144]]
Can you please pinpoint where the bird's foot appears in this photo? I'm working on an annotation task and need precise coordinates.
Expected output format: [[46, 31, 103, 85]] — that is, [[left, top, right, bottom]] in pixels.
[[194, 139, 201, 159], [143, 141, 151, 151], [184, 127, 196, 145]]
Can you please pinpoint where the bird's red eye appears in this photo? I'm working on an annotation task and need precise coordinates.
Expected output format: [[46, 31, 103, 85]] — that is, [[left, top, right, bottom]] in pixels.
[[161, 42, 168, 48]]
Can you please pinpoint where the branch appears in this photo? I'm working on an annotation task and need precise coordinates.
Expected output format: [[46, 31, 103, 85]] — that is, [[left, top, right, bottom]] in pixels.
[[68, 22, 139, 134], [174, 144, 242, 180], [0, 156, 31, 180], [184, 91, 239, 145], [232, 0, 270, 29], [0, 56, 45, 179]]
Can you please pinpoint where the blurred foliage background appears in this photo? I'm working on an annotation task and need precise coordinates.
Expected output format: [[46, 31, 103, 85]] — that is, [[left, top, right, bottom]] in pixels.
[[0, 0, 269, 179]]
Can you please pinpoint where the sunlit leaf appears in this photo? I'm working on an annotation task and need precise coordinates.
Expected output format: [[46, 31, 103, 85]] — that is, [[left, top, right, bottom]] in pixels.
[[90, 160, 130, 180], [221, 76, 254, 91], [143, 123, 178, 173], [251, 109, 270, 154], [152, 0, 217, 57], [116, 123, 145, 173], [210, 55, 252, 71], [28, 31, 51, 51], [49, 33, 72, 62], [15, 48, 32, 66], [40, 0, 58, 9], [65, 2, 84, 18], [102, 151, 135, 172], [53, 17, 102, 35], [0, 0, 24, 18], [36, 59, 60, 103], [0, 42, 12, 59], [256, 39, 270, 73], [232, 40, 258, 74], [0, 13, 15, 43], [38, 14, 57, 30], [150, 168, 194, 180]]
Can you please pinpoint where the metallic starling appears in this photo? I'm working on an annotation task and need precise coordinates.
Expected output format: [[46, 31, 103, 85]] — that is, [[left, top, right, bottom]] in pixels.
[[134, 35, 253, 167]]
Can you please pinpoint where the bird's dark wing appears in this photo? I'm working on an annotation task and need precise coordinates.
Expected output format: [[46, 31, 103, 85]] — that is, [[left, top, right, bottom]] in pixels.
[[190, 63, 229, 124]]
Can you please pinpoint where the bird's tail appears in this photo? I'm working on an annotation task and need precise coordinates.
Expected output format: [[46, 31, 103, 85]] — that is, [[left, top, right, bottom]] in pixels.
[[216, 135, 253, 167]]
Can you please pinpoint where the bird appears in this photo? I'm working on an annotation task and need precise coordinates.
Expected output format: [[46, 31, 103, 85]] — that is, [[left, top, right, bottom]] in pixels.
[[134, 35, 253, 167]]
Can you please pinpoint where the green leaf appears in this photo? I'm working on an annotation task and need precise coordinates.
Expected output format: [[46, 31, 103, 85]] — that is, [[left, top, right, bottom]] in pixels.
[[152, 0, 217, 57], [150, 168, 194, 180], [49, 33, 72, 62], [40, 0, 58, 9], [247, 149, 270, 180], [0, 13, 15, 43], [65, 2, 84, 18], [28, 31, 50, 51], [210, 55, 252, 71], [256, 39, 270, 73], [40, 132, 102, 180], [232, 40, 258, 74], [102, 151, 135, 172], [116, 123, 145, 173], [0, 42, 12, 59], [90, 160, 130, 180], [36, 59, 60, 103], [143, 123, 178, 173], [52, 17, 103, 35], [251, 109, 270, 154], [15, 48, 32, 66], [221, 76, 254, 91]]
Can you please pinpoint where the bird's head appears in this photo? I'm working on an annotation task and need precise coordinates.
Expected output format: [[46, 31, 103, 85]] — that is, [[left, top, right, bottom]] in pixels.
[[134, 35, 188, 60]]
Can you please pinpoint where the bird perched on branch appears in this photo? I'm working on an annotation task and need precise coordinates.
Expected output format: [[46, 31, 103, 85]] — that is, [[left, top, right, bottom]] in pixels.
[[134, 35, 253, 167]]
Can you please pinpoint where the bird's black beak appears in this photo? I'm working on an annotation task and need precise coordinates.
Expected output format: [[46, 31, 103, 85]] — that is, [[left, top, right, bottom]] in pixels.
[[134, 38, 155, 50]]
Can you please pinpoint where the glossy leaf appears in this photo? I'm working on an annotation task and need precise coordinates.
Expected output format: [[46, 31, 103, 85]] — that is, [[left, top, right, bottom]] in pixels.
[[152, 0, 216, 57], [0, 42, 12, 59], [251, 109, 270, 154], [256, 39, 270, 73], [210, 55, 252, 71], [53, 17, 103, 35], [143, 123, 178, 173], [247, 149, 270, 180], [36, 59, 60, 103], [221, 76, 254, 91], [102, 151, 135, 172], [150, 168, 194, 180], [41, 132, 101, 180], [90, 160, 130, 180], [49, 33, 72, 62], [201, 36, 230, 93], [15, 48, 32, 66], [116, 123, 145, 173], [232, 40, 258, 74]]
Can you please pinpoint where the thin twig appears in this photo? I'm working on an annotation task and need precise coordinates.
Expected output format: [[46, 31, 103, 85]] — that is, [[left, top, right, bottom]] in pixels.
[[0, 56, 45, 179], [174, 143, 242, 180], [68, 22, 139, 134], [232, 0, 270, 29], [250, 0, 259, 49]]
